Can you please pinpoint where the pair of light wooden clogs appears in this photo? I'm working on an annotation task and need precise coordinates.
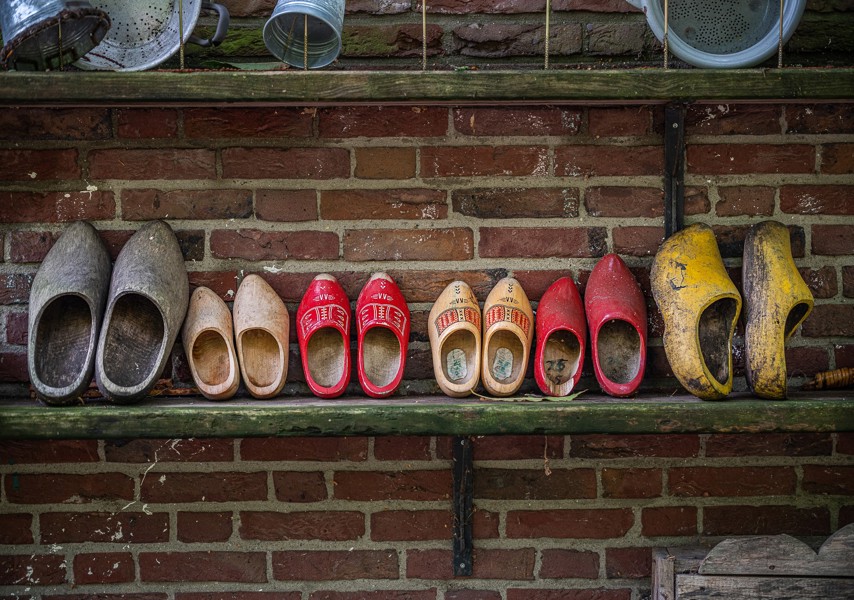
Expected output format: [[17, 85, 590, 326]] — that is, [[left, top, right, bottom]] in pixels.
[[182, 272, 411, 400], [429, 254, 648, 399], [28, 221, 189, 405], [651, 221, 814, 400]]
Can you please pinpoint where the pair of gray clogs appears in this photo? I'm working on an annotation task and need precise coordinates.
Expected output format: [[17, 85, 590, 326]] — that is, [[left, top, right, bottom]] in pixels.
[[28, 220, 189, 405]]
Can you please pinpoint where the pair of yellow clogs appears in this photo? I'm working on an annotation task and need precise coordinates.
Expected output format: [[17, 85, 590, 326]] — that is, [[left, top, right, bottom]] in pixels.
[[651, 221, 814, 400]]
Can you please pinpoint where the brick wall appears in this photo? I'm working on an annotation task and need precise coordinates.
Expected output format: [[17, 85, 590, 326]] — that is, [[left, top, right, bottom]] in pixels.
[[1, 434, 853, 598]]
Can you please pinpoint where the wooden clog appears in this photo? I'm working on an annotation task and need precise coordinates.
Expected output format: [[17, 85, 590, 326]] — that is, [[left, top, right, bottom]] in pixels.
[[233, 274, 288, 399], [481, 277, 533, 397], [651, 223, 742, 400], [743, 220, 814, 399], [428, 281, 482, 398], [96, 220, 189, 404], [534, 277, 586, 397], [28, 221, 111, 406], [181, 286, 240, 401], [585, 254, 647, 397], [297, 274, 351, 399], [356, 273, 410, 398]]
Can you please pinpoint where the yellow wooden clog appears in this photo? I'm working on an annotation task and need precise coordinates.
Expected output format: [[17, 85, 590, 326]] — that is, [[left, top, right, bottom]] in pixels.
[[428, 281, 482, 398], [481, 277, 533, 397]]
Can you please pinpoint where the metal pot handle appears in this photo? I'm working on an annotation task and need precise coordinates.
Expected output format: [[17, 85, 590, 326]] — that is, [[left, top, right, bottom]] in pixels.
[[187, 1, 230, 48]]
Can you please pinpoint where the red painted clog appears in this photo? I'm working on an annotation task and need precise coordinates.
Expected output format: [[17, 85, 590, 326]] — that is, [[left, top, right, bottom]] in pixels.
[[585, 254, 647, 397], [356, 272, 410, 398], [534, 277, 586, 397], [297, 274, 351, 399]]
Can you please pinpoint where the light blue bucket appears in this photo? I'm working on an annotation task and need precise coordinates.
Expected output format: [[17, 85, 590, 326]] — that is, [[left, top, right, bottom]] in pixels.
[[263, 0, 345, 69]]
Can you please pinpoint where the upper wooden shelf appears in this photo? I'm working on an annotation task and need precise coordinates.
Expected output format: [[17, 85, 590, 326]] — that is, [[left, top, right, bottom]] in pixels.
[[1, 68, 853, 106], [0, 392, 851, 439]]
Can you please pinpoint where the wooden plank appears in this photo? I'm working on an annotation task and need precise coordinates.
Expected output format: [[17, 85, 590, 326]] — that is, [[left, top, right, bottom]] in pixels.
[[676, 575, 854, 600], [0, 69, 852, 106], [0, 393, 851, 439], [652, 548, 676, 600]]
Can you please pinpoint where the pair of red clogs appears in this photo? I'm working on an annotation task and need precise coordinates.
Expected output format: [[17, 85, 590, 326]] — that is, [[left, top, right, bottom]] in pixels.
[[536, 253, 647, 398], [297, 272, 410, 399]]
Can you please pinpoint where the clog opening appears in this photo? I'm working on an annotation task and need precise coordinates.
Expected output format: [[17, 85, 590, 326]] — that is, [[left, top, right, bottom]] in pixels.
[[307, 328, 346, 388], [699, 298, 739, 385], [103, 294, 165, 388], [487, 331, 523, 382], [241, 329, 281, 388], [192, 330, 231, 387], [597, 320, 641, 385], [785, 302, 811, 339], [441, 330, 478, 385], [363, 327, 401, 388], [543, 330, 581, 395], [35, 295, 92, 388]]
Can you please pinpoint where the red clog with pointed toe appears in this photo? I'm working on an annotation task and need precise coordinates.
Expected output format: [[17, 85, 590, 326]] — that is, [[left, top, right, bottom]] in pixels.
[[535, 277, 586, 397], [585, 254, 647, 397], [356, 273, 410, 398], [297, 274, 351, 399]]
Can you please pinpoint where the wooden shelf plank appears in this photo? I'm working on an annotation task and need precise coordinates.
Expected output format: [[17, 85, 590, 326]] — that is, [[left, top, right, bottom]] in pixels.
[[0, 68, 852, 106], [0, 393, 851, 439]]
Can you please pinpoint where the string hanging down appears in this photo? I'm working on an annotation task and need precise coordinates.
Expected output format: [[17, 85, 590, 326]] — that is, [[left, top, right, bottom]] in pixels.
[[179, 0, 185, 69], [663, 0, 669, 69], [544, 0, 551, 69], [422, 1, 427, 71], [778, 0, 785, 68]]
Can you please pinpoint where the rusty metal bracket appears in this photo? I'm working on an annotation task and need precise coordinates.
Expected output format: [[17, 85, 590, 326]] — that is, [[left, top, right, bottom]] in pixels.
[[664, 103, 687, 238], [452, 435, 473, 576]]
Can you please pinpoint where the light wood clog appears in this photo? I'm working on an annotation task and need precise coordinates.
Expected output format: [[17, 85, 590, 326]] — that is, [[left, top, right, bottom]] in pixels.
[[28, 221, 111, 405], [181, 286, 240, 400], [481, 277, 533, 397], [428, 280, 482, 398], [233, 274, 288, 399]]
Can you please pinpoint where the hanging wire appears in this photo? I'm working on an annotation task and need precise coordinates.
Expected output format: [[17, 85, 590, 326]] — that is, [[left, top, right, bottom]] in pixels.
[[178, 0, 185, 69], [663, 0, 669, 69], [422, 1, 427, 71], [304, 14, 309, 70], [778, 0, 784, 68], [57, 17, 63, 68], [544, 0, 551, 70]]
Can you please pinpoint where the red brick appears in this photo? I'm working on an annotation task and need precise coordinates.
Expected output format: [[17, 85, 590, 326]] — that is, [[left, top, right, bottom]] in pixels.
[[803, 465, 854, 495], [539, 550, 599, 579], [686, 186, 711, 215], [0, 514, 32, 544], [786, 104, 854, 134], [605, 547, 651, 579], [704, 505, 830, 536], [685, 104, 781, 135], [243, 437, 367, 461], [255, 189, 318, 222], [322, 189, 447, 220], [0, 554, 66, 585], [602, 468, 661, 498], [587, 23, 645, 54], [669, 466, 795, 497], [428, 0, 543, 13], [178, 512, 233, 543], [0, 149, 79, 181], [705, 433, 833, 457], [6, 473, 133, 504], [88, 148, 216, 180], [40, 511, 169, 544], [334, 470, 451, 501], [812, 225, 854, 255], [342, 23, 443, 58], [116, 108, 179, 138], [319, 106, 447, 138], [104, 438, 233, 462], [821, 143, 854, 174], [0, 107, 111, 140], [140, 552, 266, 583], [612, 226, 665, 256], [845, 267, 854, 298], [588, 107, 652, 137], [122, 189, 252, 220], [344, 228, 472, 261], [141, 472, 267, 503], [0, 351, 28, 381], [422, 146, 548, 177], [800, 266, 839, 299], [0, 440, 98, 463], [556, 146, 662, 177], [584, 187, 662, 218], [781, 185, 854, 214], [240, 511, 364, 541], [507, 508, 633, 539], [454, 107, 581, 136], [716, 186, 775, 216], [74, 552, 134, 584], [453, 23, 582, 58], [0, 191, 115, 223], [687, 144, 814, 175], [479, 226, 606, 259], [555, 0, 638, 10], [222, 147, 349, 179], [437, 434, 564, 460], [8, 230, 57, 263], [371, 510, 449, 541], [475, 469, 596, 500], [714, 224, 804, 259], [407, 548, 535, 580], [189, 271, 240, 300], [374, 436, 432, 461], [355, 147, 417, 179], [273, 471, 328, 502], [453, 187, 578, 219], [801, 304, 854, 337], [184, 107, 314, 138], [310, 593, 435, 600], [272, 550, 397, 580], [641, 506, 697, 537], [179, 595, 300, 600], [571, 434, 700, 458], [211, 229, 339, 260], [444, 592, 501, 600], [507, 590, 630, 600], [44, 595, 166, 600]]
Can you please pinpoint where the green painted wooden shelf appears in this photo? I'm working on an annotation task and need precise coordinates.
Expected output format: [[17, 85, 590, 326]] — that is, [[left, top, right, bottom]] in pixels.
[[0, 393, 851, 439], [0, 68, 852, 106]]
